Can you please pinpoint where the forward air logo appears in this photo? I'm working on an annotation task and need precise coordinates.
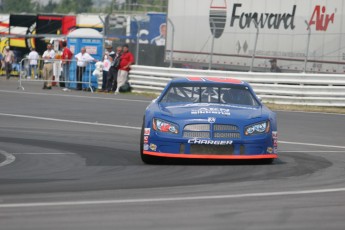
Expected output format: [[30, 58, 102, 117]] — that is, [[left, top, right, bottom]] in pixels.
[[309, 5, 335, 31], [209, 0, 227, 38]]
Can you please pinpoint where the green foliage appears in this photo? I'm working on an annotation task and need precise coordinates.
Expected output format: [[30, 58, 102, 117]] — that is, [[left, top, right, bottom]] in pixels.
[[42, 0, 58, 13], [54, 0, 77, 14], [0, 0, 168, 14], [113, 0, 167, 13], [54, 0, 93, 14], [0, 0, 35, 13]]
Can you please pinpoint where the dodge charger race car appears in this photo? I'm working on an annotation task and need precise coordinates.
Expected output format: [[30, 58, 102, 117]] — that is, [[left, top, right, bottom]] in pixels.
[[140, 77, 278, 164]]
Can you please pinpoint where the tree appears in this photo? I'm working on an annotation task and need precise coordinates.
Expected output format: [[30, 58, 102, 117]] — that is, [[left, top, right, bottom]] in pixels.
[[42, 0, 58, 13], [74, 0, 93, 13], [54, 0, 77, 14], [54, 0, 92, 14], [0, 0, 35, 13]]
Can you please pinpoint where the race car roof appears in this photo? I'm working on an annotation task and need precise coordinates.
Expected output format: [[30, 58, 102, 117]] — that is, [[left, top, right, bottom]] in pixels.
[[172, 77, 248, 86]]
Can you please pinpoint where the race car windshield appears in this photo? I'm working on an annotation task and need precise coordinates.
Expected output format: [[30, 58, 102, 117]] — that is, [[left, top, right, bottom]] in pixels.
[[160, 84, 259, 106]]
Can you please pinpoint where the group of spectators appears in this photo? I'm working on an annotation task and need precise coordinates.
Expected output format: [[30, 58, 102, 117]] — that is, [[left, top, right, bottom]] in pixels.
[[102, 44, 134, 94], [3, 42, 281, 88], [0, 46, 40, 80], [8, 42, 134, 93], [39, 42, 134, 93], [39, 42, 98, 90]]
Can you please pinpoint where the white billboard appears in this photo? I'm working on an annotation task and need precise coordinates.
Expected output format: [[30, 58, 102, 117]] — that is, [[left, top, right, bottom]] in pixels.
[[167, 0, 345, 73]]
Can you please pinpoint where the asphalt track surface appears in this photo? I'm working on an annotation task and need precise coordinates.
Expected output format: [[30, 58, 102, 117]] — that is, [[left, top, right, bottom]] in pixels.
[[0, 78, 345, 230]]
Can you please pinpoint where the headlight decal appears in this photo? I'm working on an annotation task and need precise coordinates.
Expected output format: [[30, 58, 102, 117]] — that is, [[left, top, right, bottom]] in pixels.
[[153, 118, 179, 134], [244, 120, 270, 136]]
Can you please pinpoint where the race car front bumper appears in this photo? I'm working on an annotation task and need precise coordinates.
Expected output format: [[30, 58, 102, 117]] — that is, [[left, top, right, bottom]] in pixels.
[[143, 133, 278, 160], [143, 150, 278, 160]]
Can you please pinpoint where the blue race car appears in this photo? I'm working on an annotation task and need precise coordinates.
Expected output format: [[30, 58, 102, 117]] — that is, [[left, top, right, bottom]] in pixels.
[[140, 77, 278, 164]]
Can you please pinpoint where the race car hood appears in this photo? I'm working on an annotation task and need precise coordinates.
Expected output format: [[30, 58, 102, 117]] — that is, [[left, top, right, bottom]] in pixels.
[[158, 103, 263, 120]]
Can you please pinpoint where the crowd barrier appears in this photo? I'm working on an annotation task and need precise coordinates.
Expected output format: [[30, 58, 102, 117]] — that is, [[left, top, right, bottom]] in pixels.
[[18, 58, 99, 92], [128, 65, 345, 107]]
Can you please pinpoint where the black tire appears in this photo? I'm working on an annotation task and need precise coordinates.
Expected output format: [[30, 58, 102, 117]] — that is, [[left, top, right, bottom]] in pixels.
[[262, 158, 274, 164]]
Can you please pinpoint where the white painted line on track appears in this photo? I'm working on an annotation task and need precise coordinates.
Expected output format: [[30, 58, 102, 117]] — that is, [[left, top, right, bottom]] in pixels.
[[0, 89, 150, 103], [280, 141, 345, 149], [1, 90, 344, 116], [0, 150, 16, 168], [1, 187, 345, 208], [274, 109, 345, 116], [1, 112, 345, 150], [0, 113, 141, 130], [13, 152, 75, 155], [279, 150, 345, 153]]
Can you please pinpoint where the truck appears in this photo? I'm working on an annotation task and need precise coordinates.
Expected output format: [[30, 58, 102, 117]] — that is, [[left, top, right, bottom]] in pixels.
[[166, 0, 345, 73]]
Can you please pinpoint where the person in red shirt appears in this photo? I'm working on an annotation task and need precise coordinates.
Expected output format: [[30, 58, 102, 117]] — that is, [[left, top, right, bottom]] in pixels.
[[115, 44, 134, 94], [61, 41, 73, 88]]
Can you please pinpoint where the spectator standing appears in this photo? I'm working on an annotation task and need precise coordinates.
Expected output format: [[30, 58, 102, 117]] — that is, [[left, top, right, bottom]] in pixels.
[[115, 44, 134, 94], [42, 44, 55, 89], [28, 48, 39, 79], [3, 46, 14, 79], [102, 52, 111, 91], [106, 45, 115, 56], [0, 53, 3, 70], [106, 46, 122, 93], [61, 41, 73, 88], [75, 47, 96, 90], [269, 59, 282, 72]]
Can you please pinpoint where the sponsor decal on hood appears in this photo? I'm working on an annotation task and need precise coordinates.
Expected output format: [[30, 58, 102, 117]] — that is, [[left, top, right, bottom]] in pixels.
[[165, 103, 259, 110], [191, 107, 230, 116]]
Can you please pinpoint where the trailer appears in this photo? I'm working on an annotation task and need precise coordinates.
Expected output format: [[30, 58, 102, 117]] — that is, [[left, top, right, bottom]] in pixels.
[[166, 0, 345, 73]]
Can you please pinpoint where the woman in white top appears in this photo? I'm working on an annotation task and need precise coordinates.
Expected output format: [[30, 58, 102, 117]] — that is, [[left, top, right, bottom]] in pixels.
[[102, 52, 111, 91], [75, 47, 96, 90]]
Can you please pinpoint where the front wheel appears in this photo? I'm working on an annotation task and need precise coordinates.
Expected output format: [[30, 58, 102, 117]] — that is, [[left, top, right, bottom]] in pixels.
[[262, 158, 274, 164]]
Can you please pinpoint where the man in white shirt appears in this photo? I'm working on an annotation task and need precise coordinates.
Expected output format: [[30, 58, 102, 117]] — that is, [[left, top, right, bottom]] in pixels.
[[28, 48, 39, 79], [75, 47, 96, 90], [42, 44, 55, 89]]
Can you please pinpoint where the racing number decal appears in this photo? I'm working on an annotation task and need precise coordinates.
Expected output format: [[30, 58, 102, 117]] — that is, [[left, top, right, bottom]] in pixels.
[[187, 77, 243, 84]]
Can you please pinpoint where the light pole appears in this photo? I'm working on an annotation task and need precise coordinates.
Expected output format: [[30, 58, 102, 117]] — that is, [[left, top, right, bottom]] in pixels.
[[133, 17, 140, 65], [304, 20, 311, 73], [249, 20, 259, 72], [167, 18, 175, 68], [209, 18, 216, 70]]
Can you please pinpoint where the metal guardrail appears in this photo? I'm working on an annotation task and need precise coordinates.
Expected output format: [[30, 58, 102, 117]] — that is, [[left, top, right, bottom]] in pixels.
[[18, 58, 97, 92], [128, 65, 345, 107]]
